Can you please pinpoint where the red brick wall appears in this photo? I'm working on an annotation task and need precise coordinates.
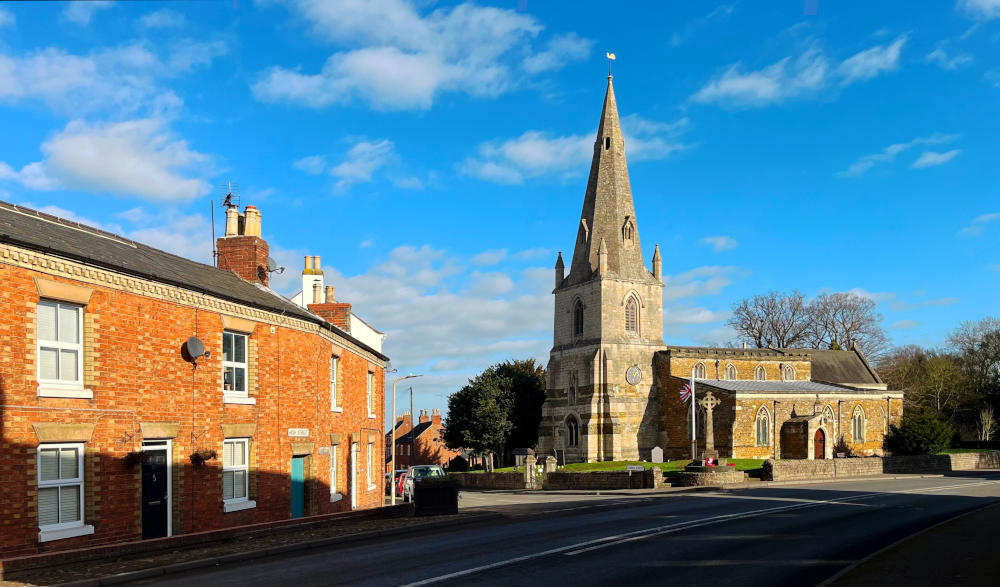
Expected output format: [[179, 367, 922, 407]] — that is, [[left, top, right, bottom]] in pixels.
[[308, 302, 352, 332], [0, 259, 386, 557], [217, 235, 269, 287]]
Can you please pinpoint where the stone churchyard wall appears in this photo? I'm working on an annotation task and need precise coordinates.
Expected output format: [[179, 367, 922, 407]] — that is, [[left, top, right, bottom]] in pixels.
[[451, 473, 526, 490], [764, 452, 1000, 481], [544, 468, 663, 490]]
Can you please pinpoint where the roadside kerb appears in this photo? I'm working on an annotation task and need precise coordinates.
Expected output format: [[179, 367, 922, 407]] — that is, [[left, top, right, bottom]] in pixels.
[[35, 513, 503, 587]]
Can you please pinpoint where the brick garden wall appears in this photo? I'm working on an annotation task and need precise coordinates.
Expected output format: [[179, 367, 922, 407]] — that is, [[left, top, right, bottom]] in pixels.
[[450, 473, 525, 490], [0, 250, 387, 557]]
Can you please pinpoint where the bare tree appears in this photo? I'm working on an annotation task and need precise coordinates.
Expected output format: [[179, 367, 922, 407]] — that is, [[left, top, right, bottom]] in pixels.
[[808, 292, 890, 361], [877, 346, 968, 417], [948, 317, 1000, 405], [977, 406, 997, 442], [728, 291, 812, 348]]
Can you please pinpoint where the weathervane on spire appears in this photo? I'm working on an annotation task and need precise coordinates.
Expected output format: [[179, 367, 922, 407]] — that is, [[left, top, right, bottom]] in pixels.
[[606, 51, 616, 77]]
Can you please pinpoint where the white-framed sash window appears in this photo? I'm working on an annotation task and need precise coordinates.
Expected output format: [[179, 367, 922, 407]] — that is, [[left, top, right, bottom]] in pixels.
[[367, 442, 375, 490], [223, 438, 255, 512], [330, 444, 342, 502], [37, 300, 86, 396], [222, 331, 248, 397], [330, 356, 340, 411], [38, 443, 93, 541], [366, 371, 375, 418]]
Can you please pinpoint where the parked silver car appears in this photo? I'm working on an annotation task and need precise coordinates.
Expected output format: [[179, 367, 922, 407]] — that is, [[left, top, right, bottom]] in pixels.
[[402, 465, 446, 502]]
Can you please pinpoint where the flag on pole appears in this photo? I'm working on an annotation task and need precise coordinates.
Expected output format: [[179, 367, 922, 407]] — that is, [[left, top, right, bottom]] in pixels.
[[679, 383, 692, 402], [606, 52, 616, 60]]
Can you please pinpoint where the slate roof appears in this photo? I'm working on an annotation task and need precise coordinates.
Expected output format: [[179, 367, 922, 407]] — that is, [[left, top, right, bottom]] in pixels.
[[797, 348, 882, 384], [395, 422, 432, 444], [693, 379, 860, 393], [0, 200, 387, 361]]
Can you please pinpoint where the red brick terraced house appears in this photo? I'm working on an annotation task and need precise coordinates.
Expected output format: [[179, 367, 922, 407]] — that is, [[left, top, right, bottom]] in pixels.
[[385, 409, 460, 473], [0, 201, 388, 557]]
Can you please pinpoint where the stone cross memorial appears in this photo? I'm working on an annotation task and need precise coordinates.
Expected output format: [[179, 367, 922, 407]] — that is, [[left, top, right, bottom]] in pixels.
[[698, 391, 721, 459]]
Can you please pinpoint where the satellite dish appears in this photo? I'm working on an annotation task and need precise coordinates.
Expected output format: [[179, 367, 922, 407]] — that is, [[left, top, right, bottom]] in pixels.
[[184, 337, 208, 365], [266, 257, 284, 274]]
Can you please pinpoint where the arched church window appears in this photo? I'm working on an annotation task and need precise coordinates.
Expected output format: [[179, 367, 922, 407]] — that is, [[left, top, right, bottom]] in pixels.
[[566, 416, 580, 447], [754, 365, 766, 381], [573, 300, 584, 336], [725, 363, 738, 380], [823, 406, 835, 427], [622, 217, 635, 248], [692, 362, 707, 379], [852, 406, 866, 442], [625, 296, 639, 335], [755, 406, 770, 446], [782, 364, 796, 381]]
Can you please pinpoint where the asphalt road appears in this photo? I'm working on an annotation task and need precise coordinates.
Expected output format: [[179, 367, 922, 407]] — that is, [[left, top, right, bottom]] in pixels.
[[135, 472, 1000, 587]]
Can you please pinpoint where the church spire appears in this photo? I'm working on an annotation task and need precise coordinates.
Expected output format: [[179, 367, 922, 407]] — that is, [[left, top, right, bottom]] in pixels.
[[564, 75, 653, 287]]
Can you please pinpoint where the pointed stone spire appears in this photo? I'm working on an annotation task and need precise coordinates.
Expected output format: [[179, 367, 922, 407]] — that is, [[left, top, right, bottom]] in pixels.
[[565, 75, 653, 287], [554, 251, 565, 288], [652, 244, 662, 282]]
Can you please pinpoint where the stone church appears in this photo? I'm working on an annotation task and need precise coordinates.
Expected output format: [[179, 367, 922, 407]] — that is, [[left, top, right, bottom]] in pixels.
[[536, 76, 904, 463]]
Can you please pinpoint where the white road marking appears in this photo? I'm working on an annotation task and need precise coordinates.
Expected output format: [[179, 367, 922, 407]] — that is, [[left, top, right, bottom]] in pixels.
[[404, 479, 1000, 586]]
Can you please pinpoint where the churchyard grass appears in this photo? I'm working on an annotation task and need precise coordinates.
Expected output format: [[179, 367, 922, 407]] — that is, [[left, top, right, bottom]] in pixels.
[[472, 459, 766, 476], [936, 448, 999, 454]]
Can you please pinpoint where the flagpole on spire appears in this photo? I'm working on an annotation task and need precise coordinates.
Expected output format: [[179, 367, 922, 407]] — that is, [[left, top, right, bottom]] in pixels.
[[606, 51, 616, 77]]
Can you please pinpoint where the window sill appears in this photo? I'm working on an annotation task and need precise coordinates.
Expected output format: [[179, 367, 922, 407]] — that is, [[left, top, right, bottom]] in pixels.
[[38, 386, 93, 399], [330, 492, 343, 503], [223, 394, 256, 405], [367, 484, 377, 492], [331, 407, 343, 413], [224, 499, 256, 513], [39, 524, 94, 543], [368, 413, 376, 419]]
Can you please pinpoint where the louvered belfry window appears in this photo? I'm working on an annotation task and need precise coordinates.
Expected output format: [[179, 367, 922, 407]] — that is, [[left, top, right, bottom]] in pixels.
[[625, 297, 638, 335]]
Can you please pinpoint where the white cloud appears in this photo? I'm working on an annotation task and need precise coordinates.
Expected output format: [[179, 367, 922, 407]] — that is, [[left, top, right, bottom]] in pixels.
[[959, 0, 1000, 20], [392, 176, 424, 190], [0, 42, 226, 117], [0, 119, 212, 201], [0, 8, 15, 28], [891, 320, 920, 330], [662, 266, 743, 302], [522, 33, 593, 74], [140, 9, 186, 28], [670, 4, 736, 47], [701, 235, 738, 252], [460, 115, 689, 184], [293, 155, 327, 174], [512, 248, 550, 261], [958, 212, 1000, 236], [471, 249, 508, 265], [844, 287, 896, 303], [837, 36, 907, 85], [63, 1, 113, 25], [330, 138, 397, 191], [926, 44, 973, 70], [466, 271, 515, 296], [253, 0, 590, 110], [890, 297, 959, 311], [665, 306, 730, 325], [912, 149, 961, 168], [838, 133, 958, 177], [693, 37, 906, 107]]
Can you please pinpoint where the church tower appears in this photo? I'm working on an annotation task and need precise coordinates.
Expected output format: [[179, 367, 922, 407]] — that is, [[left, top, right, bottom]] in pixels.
[[537, 76, 666, 462]]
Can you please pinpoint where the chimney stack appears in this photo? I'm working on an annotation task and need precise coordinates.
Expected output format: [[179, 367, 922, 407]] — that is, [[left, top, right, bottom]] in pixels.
[[419, 410, 430, 424], [217, 204, 270, 286], [431, 408, 441, 427]]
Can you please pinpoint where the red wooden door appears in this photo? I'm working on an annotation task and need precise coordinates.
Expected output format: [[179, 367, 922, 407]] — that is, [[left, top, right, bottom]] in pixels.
[[814, 429, 825, 460]]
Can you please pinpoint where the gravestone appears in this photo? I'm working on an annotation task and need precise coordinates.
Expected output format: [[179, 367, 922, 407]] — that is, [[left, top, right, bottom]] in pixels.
[[544, 456, 557, 473], [651, 446, 664, 463]]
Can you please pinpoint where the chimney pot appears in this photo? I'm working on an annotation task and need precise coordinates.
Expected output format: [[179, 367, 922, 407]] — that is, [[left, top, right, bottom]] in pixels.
[[244, 206, 261, 237], [325, 285, 335, 303], [312, 282, 322, 304], [304, 256, 313, 270], [314, 256, 321, 271], [225, 208, 239, 237]]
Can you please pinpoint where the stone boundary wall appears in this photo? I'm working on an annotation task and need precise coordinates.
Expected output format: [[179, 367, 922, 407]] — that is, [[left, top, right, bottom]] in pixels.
[[0, 503, 411, 579], [451, 473, 526, 490], [763, 452, 1000, 481], [673, 469, 746, 487], [544, 469, 662, 490]]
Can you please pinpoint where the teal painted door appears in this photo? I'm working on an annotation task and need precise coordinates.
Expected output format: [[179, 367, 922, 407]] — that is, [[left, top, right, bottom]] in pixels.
[[291, 456, 305, 518]]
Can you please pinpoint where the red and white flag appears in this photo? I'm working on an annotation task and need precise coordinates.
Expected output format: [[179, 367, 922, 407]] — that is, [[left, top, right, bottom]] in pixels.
[[679, 383, 692, 402]]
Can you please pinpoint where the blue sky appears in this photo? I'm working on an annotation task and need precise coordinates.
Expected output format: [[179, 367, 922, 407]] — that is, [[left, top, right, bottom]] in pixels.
[[1, 1, 998, 417]]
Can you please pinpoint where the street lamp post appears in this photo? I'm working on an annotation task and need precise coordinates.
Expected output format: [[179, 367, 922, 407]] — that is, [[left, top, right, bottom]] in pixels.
[[391, 372, 422, 505]]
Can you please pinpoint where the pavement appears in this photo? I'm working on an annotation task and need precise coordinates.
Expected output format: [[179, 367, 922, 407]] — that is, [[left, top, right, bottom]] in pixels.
[[4, 473, 998, 586]]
